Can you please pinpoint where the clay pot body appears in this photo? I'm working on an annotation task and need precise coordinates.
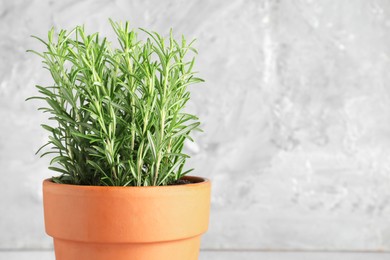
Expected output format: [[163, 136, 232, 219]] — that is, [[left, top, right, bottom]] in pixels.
[[43, 176, 211, 260]]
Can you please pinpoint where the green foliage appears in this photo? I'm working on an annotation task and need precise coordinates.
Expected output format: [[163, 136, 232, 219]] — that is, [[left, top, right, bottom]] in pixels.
[[27, 20, 203, 186]]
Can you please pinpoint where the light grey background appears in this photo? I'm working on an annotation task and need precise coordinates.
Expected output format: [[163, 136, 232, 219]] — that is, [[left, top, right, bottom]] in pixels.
[[1, 0, 390, 258]]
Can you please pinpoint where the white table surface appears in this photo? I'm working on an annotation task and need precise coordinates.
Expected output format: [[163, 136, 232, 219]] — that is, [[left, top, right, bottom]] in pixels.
[[1, 250, 390, 260]]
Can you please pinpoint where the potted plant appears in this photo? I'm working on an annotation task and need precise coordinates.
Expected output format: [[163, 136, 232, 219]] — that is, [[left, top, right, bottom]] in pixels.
[[27, 20, 211, 260]]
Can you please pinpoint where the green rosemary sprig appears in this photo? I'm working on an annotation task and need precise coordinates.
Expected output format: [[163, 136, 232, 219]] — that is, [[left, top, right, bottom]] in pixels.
[[27, 19, 203, 186]]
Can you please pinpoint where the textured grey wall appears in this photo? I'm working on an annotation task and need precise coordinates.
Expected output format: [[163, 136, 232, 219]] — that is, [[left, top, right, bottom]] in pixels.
[[1, 0, 390, 252]]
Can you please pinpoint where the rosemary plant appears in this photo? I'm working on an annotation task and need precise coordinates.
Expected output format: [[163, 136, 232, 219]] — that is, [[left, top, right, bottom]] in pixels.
[[28, 20, 203, 186]]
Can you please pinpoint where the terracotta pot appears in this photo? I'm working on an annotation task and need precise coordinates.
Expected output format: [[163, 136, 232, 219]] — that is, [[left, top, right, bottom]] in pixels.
[[43, 176, 211, 260]]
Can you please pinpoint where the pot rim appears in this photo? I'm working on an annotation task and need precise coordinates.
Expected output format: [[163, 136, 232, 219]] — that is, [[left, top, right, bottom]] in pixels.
[[43, 175, 210, 190], [43, 175, 211, 243]]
